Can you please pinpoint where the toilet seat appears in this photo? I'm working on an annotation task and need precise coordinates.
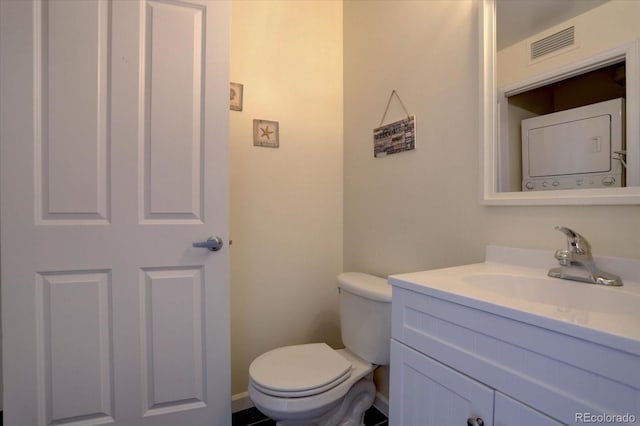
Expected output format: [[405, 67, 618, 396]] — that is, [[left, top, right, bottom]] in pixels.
[[249, 343, 352, 397]]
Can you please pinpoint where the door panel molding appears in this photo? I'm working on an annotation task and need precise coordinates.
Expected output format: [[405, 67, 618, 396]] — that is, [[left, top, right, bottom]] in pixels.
[[34, 0, 111, 224], [141, 0, 205, 223], [140, 267, 206, 416], [36, 270, 114, 425]]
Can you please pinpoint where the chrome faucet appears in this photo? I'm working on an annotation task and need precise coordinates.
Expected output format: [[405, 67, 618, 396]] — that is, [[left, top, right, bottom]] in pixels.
[[548, 226, 623, 286]]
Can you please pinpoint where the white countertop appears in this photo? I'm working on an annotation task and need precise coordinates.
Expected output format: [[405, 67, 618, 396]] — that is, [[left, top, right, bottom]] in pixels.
[[389, 246, 640, 356]]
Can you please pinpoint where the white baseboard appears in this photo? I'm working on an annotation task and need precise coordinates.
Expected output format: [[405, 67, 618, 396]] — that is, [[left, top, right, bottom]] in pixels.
[[373, 392, 389, 417], [232, 391, 254, 413]]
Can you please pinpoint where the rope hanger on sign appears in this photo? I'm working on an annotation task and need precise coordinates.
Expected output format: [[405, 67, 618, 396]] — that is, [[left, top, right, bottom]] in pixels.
[[379, 90, 410, 127], [373, 90, 416, 158]]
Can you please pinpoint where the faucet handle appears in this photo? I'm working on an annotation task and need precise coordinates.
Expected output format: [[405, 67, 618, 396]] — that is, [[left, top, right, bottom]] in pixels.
[[554, 226, 592, 256], [554, 249, 571, 266]]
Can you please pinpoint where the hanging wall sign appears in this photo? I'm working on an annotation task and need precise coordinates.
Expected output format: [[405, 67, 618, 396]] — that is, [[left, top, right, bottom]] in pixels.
[[373, 90, 416, 157], [373, 115, 416, 158]]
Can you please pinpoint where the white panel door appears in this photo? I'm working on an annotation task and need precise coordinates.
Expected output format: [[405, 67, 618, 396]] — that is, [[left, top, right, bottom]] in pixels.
[[0, 0, 230, 425]]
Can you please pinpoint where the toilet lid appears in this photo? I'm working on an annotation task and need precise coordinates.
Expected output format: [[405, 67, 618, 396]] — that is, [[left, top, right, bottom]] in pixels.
[[249, 343, 352, 397]]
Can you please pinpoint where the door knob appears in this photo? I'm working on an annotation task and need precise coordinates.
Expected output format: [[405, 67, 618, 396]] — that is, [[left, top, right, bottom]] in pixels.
[[192, 236, 223, 251]]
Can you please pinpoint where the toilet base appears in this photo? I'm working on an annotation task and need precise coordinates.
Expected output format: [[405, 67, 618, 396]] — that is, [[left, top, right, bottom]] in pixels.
[[274, 376, 376, 426]]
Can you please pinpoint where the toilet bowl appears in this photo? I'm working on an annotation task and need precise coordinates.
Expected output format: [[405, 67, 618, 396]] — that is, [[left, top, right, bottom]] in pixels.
[[249, 346, 376, 425], [248, 273, 391, 426]]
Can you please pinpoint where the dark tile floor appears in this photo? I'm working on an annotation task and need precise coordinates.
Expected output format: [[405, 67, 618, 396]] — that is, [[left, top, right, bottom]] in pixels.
[[1, 406, 383, 426], [232, 405, 388, 426]]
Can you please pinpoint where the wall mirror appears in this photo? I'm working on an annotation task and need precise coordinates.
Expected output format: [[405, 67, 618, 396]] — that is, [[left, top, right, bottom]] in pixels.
[[481, 0, 640, 205]]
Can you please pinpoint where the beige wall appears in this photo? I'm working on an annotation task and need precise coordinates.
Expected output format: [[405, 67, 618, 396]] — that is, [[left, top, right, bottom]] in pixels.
[[343, 0, 640, 289], [344, 0, 640, 399], [229, 0, 640, 401], [344, 0, 487, 277], [230, 1, 344, 396]]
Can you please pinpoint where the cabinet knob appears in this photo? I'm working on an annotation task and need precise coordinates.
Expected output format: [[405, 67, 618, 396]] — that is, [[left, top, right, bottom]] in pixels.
[[467, 417, 484, 426]]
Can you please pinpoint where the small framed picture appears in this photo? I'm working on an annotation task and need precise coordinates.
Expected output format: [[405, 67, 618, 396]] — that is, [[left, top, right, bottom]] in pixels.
[[230, 82, 243, 111], [253, 119, 279, 148]]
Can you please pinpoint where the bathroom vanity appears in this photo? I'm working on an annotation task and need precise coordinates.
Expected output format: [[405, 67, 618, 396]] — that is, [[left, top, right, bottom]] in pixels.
[[388, 246, 640, 425]]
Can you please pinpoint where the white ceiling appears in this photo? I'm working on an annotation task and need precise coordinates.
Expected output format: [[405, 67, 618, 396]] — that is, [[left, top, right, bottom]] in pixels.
[[496, 0, 608, 50]]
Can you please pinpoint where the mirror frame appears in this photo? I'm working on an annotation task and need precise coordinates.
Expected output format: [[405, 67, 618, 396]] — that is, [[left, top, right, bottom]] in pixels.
[[480, 0, 640, 205]]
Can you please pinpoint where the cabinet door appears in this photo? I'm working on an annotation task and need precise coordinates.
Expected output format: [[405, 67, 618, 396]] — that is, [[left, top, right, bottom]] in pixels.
[[390, 340, 494, 426], [495, 393, 564, 426]]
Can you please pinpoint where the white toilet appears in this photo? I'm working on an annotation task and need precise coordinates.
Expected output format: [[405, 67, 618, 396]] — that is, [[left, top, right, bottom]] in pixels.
[[248, 272, 392, 426]]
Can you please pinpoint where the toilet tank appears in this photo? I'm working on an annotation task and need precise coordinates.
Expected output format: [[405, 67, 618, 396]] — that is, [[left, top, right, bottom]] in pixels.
[[337, 272, 392, 365]]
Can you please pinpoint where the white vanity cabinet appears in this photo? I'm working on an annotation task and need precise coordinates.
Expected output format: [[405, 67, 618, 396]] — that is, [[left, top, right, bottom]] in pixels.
[[389, 280, 640, 426]]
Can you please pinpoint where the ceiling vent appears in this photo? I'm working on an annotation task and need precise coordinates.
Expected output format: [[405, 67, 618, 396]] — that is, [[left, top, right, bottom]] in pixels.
[[530, 26, 575, 60]]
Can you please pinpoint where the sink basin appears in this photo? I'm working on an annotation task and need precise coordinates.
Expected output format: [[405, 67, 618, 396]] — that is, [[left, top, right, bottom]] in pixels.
[[463, 273, 638, 317]]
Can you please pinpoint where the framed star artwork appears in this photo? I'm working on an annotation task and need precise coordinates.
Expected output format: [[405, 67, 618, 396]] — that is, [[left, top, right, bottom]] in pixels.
[[253, 119, 279, 148], [230, 82, 243, 111]]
